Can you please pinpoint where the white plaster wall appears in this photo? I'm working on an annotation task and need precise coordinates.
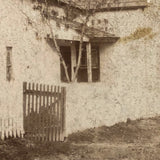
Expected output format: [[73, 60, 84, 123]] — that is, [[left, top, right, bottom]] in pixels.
[[1, 0, 160, 136], [66, 4, 160, 134], [0, 0, 61, 131], [0, 0, 89, 134]]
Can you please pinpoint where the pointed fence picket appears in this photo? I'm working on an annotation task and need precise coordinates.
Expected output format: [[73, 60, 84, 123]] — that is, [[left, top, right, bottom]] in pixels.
[[0, 117, 24, 140]]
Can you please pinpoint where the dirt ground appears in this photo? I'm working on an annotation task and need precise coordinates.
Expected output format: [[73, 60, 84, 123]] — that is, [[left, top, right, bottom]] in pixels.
[[1, 117, 160, 160]]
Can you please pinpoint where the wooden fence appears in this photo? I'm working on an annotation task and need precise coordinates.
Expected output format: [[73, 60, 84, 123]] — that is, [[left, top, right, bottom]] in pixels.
[[23, 82, 66, 142], [0, 117, 24, 140]]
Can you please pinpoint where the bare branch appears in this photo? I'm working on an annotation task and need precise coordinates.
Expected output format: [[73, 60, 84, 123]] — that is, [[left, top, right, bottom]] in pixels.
[[46, 20, 71, 82]]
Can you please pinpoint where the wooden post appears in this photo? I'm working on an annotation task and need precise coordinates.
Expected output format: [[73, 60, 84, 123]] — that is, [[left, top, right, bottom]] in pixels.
[[39, 84, 42, 141], [42, 85, 45, 141], [57, 86, 60, 141], [35, 83, 38, 141], [31, 83, 35, 140], [46, 85, 50, 141], [52, 86, 56, 141], [86, 42, 92, 82], [23, 82, 27, 136], [62, 87, 66, 140], [50, 85, 54, 142]]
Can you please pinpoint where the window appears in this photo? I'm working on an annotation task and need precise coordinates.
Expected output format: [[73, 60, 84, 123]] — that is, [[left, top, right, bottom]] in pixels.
[[91, 46, 100, 82], [75, 42, 100, 82], [6, 46, 12, 81], [60, 46, 72, 82]]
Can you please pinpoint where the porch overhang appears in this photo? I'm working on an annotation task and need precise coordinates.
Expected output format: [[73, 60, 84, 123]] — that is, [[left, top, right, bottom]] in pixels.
[[84, 27, 120, 44], [44, 17, 119, 44], [55, 36, 120, 44]]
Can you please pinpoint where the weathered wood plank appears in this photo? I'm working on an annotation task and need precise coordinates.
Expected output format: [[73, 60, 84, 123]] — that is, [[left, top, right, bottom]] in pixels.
[[90, 0, 148, 10], [31, 83, 35, 140], [57, 86, 60, 141], [24, 90, 60, 97], [60, 87, 63, 141], [46, 85, 50, 141], [86, 42, 92, 82], [35, 83, 39, 141], [54, 86, 57, 141], [27, 83, 31, 139], [62, 87, 66, 140], [42, 84, 46, 141], [23, 82, 27, 132], [49, 85, 53, 141], [39, 84, 42, 141]]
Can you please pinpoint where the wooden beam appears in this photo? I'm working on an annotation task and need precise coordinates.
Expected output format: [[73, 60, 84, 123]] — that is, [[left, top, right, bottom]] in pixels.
[[71, 43, 77, 81], [86, 43, 92, 82], [90, 37, 120, 43], [94, 1, 148, 11]]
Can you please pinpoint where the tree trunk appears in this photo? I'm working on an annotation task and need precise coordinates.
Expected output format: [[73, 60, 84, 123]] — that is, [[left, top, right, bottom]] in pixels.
[[72, 13, 90, 82], [47, 21, 70, 83], [72, 25, 86, 82]]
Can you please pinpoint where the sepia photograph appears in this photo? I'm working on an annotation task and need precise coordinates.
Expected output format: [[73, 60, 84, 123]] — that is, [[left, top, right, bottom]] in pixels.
[[0, 0, 160, 159]]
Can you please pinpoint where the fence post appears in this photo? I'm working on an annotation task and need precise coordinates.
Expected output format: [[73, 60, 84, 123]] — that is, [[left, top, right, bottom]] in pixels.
[[62, 87, 66, 140], [23, 82, 27, 136]]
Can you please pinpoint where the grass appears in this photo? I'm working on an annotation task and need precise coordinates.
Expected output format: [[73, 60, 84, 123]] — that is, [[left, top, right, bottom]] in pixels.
[[0, 138, 72, 160], [1, 116, 160, 160], [68, 118, 153, 144]]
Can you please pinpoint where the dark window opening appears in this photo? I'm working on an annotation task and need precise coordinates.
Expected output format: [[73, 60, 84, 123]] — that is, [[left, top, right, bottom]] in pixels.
[[75, 42, 100, 82], [91, 46, 100, 82], [60, 46, 71, 82], [6, 46, 12, 82]]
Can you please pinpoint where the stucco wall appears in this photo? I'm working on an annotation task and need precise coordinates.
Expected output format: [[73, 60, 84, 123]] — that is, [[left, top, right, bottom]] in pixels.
[[0, 0, 90, 134], [66, 4, 160, 134], [0, 0, 61, 130], [1, 0, 160, 136]]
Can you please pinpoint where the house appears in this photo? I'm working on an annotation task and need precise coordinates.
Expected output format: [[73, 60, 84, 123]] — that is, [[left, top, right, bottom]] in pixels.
[[0, 0, 160, 139]]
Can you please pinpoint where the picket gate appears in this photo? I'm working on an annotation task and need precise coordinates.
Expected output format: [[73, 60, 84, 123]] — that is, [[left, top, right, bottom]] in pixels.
[[23, 82, 66, 142]]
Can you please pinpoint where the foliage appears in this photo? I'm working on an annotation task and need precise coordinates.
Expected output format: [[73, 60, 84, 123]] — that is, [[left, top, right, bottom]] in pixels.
[[120, 27, 153, 43]]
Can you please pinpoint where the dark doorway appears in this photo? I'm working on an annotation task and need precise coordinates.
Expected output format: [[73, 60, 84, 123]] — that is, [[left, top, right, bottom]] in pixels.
[[60, 46, 71, 82]]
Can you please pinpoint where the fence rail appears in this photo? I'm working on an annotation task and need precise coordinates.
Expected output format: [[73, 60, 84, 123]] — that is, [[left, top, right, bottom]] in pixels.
[[23, 82, 66, 142], [0, 117, 24, 140]]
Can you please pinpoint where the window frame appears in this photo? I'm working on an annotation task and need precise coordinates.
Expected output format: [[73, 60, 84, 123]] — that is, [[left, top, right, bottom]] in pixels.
[[75, 42, 100, 82]]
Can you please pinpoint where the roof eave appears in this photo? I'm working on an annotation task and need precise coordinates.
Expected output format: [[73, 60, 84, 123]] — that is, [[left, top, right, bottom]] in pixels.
[[56, 0, 148, 12], [92, 5, 148, 12], [90, 37, 120, 43]]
